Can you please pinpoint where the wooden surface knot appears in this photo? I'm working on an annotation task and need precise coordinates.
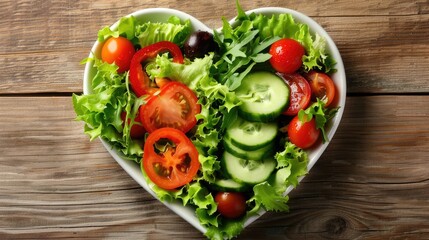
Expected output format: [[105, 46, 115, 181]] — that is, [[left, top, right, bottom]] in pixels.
[[325, 216, 347, 235]]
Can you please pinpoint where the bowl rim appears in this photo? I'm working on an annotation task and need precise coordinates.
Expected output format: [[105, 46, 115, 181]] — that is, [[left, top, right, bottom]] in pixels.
[[82, 6, 347, 235]]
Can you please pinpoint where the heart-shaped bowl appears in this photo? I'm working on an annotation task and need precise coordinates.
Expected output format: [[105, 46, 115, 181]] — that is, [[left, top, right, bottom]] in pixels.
[[83, 6, 346, 236]]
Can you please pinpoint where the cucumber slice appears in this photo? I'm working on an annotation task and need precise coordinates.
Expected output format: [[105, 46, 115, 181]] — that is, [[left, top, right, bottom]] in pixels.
[[222, 151, 276, 185], [235, 71, 290, 122], [223, 135, 275, 161], [210, 178, 249, 192], [226, 116, 278, 151]]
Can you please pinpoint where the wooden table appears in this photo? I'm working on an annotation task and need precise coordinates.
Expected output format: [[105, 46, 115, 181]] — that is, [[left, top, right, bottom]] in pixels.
[[1, 0, 428, 239]]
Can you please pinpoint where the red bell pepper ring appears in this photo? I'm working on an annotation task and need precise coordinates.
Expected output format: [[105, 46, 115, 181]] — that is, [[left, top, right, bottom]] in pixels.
[[129, 41, 184, 97]]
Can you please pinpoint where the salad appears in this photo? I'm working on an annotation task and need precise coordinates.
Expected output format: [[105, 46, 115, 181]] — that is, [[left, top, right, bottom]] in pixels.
[[73, 2, 340, 239]]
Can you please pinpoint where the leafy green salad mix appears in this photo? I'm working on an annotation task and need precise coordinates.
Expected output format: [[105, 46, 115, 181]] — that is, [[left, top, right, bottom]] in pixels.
[[73, 2, 339, 239]]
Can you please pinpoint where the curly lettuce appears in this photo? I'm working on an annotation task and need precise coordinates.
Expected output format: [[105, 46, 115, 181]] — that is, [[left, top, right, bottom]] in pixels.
[[236, 2, 336, 73], [72, 59, 144, 162], [74, 16, 192, 162], [147, 53, 241, 182], [73, 1, 337, 238], [97, 15, 191, 47], [144, 53, 244, 238], [298, 98, 339, 142]]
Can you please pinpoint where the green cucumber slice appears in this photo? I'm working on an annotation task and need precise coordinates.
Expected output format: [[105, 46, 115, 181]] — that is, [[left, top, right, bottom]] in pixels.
[[210, 178, 249, 192], [221, 151, 276, 185], [226, 116, 278, 151], [223, 135, 275, 161], [235, 71, 290, 122]]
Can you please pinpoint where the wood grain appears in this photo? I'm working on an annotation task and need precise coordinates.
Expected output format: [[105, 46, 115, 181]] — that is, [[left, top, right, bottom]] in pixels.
[[0, 0, 428, 94], [0, 95, 428, 239], [1, 0, 429, 239]]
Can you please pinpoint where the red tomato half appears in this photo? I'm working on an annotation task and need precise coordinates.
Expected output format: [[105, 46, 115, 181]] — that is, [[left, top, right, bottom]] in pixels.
[[304, 71, 336, 107], [269, 38, 305, 74], [120, 111, 146, 139], [142, 128, 200, 190], [277, 73, 312, 116], [101, 36, 135, 73], [140, 82, 200, 133], [288, 116, 320, 149], [215, 192, 247, 219]]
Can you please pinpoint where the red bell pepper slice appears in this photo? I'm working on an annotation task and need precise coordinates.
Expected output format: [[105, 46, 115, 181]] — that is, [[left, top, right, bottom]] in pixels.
[[129, 41, 184, 97]]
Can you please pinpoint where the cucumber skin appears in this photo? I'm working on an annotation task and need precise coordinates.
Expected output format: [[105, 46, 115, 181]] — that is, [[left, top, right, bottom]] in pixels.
[[225, 131, 277, 152], [238, 107, 286, 123], [225, 118, 279, 151], [221, 151, 277, 185], [209, 179, 250, 192], [223, 136, 276, 161], [236, 71, 290, 123]]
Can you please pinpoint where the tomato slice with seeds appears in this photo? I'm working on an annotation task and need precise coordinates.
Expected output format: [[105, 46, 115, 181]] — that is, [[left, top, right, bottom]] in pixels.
[[304, 71, 336, 107], [277, 72, 312, 116], [140, 81, 200, 133], [142, 128, 200, 190]]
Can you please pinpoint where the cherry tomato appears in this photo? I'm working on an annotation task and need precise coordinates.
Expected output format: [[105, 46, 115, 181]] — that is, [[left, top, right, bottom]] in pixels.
[[140, 81, 200, 133], [277, 73, 312, 116], [269, 38, 305, 74], [101, 36, 135, 73], [304, 71, 336, 107], [142, 128, 200, 190], [129, 41, 184, 97], [215, 192, 247, 219], [288, 115, 320, 149], [120, 111, 146, 139]]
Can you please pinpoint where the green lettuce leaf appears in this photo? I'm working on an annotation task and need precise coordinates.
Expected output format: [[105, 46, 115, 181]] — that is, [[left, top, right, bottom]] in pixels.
[[252, 182, 290, 212], [146, 53, 214, 90], [98, 16, 138, 42], [145, 53, 248, 239], [275, 141, 309, 187], [205, 219, 245, 240], [298, 98, 339, 142], [72, 58, 143, 162], [97, 15, 191, 48], [244, 12, 336, 73], [213, 19, 280, 91], [247, 140, 309, 214], [136, 17, 191, 47], [182, 182, 217, 215], [227, 0, 337, 75], [146, 53, 241, 183]]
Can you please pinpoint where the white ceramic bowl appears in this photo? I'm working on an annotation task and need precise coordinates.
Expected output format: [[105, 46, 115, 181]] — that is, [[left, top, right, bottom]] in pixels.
[[83, 7, 346, 235]]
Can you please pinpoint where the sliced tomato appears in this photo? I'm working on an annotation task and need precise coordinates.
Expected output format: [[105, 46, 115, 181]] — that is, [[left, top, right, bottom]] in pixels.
[[288, 115, 320, 149], [277, 73, 312, 116], [142, 128, 200, 190], [140, 81, 200, 133], [304, 71, 336, 107], [120, 111, 146, 139], [129, 41, 184, 97]]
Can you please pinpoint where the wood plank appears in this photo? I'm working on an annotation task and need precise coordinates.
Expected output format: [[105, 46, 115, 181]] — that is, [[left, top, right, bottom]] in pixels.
[[0, 96, 203, 239], [0, 95, 428, 239], [0, 0, 428, 94]]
